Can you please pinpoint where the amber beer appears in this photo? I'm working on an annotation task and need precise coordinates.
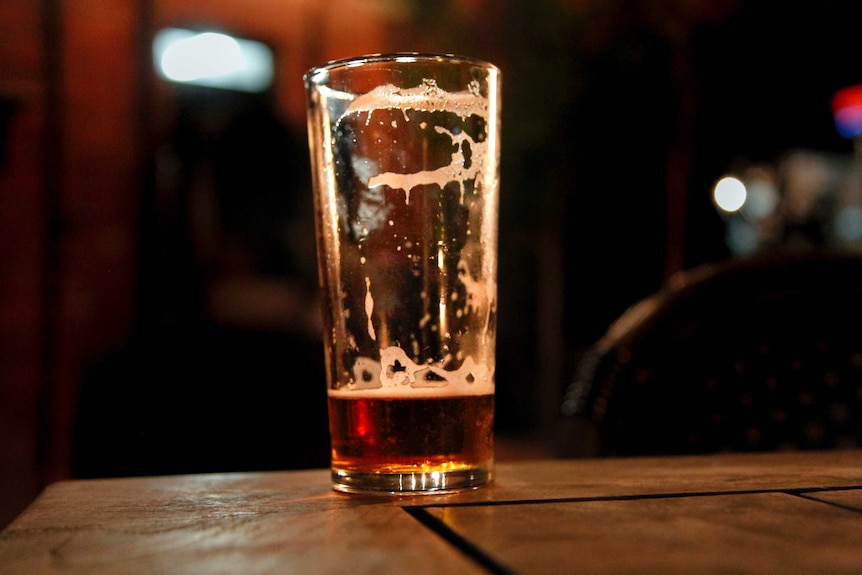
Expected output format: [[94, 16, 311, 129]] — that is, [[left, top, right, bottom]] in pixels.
[[328, 394, 494, 478], [305, 54, 500, 493]]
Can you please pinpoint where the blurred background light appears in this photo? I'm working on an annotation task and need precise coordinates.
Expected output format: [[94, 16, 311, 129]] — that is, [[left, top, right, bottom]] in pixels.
[[740, 169, 779, 220], [153, 28, 274, 92], [725, 218, 759, 255], [835, 205, 862, 241], [713, 176, 747, 213], [832, 84, 862, 139]]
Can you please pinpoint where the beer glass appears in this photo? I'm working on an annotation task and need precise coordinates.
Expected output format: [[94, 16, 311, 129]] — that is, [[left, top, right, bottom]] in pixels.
[[304, 54, 501, 494]]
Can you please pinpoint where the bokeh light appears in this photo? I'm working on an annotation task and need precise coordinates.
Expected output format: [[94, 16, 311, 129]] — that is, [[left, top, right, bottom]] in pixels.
[[713, 176, 747, 213]]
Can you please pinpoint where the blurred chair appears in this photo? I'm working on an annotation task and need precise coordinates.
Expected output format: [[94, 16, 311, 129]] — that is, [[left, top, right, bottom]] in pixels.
[[558, 251, 862, 458]]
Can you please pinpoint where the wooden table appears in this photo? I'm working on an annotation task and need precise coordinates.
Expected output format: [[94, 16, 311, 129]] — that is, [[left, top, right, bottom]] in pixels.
[[2, 449, 861, 574]]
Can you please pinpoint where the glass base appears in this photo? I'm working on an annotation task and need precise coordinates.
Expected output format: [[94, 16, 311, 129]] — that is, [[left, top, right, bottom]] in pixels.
[[331, 463, 493, 495]]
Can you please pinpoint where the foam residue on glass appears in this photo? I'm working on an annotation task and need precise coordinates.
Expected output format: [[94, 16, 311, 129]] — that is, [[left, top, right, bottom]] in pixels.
[[328, 77, 497, 398]]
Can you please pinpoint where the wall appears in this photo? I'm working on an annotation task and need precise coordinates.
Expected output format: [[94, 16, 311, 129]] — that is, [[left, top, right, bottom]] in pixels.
[[0, 0, 406, 528], [0, 0, 48, 529]]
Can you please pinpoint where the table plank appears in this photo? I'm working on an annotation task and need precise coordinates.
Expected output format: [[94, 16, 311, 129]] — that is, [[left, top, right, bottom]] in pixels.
[[806, 488, 862, 512], [0, 470, 484, 575], [423, 491, 862, 575], [410, 449, 862, 506]]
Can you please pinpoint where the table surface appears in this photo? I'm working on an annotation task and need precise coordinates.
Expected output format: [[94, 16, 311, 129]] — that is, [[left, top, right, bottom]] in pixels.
[[1, 449, 861, 574]]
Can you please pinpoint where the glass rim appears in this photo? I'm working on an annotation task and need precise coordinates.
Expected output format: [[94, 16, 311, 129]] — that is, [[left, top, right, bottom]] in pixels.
[[303, 52, 500, 85]]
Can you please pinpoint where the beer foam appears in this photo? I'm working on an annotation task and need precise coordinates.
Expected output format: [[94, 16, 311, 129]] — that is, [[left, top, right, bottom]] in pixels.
[[329, 346, 494, 398], [342, 79, 490, 205], [345, 78, 488, 119], [458, 255, 494, 328], [364, 276, 376, 341], [329, 77, 496, 400]]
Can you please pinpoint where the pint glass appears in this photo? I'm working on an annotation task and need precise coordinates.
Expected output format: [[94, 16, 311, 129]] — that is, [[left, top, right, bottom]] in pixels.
[[304, 54, 501, 494]]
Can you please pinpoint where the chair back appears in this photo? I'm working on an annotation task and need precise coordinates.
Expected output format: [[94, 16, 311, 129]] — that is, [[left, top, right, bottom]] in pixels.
[[559, 251, 862, 457]]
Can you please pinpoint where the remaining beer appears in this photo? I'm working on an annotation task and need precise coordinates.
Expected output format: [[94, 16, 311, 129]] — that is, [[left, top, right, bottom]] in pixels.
[[328, 394, 494, 477]]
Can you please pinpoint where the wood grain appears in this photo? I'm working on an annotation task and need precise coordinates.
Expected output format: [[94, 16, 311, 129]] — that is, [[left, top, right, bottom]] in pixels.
[[0, 470, 483, 574], [424, 491, 862, 575], [2, 450, 860, 574], [406, 449, 862, 506]]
